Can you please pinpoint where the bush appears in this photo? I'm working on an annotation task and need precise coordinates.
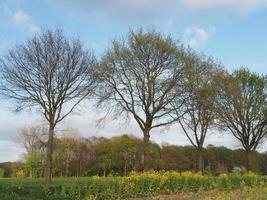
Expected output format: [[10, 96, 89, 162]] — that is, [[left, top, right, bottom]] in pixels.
[[0, 171, 264, 200]]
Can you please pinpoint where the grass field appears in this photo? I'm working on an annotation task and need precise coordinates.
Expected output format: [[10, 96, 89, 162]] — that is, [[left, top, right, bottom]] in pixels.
[[133, 187, 267, 200], [0, 171, 266, 200]]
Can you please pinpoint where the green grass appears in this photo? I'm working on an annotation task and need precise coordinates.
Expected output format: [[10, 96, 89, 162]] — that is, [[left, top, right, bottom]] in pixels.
[[202, 186, 267, 200], [138, 187, 267, 200]]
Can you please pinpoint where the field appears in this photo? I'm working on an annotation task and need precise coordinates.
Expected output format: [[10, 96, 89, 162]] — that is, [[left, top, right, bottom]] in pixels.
[[0, 171, 267, 200], [134, 188, 267, 200]]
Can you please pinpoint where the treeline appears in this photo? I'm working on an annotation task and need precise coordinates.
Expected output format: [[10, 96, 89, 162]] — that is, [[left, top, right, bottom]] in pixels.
[[0, 28, 266, 180], [2, 131, 267, 178]]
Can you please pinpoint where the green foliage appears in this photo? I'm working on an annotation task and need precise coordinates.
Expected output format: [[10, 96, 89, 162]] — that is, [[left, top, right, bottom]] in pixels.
[[0, 172, 264, 200], [211, 68, 267, 171], [0, 168, 4, 177], [11, 162, 27, 178], [7, 135, 267, 178], [25, 153, 44, 178]]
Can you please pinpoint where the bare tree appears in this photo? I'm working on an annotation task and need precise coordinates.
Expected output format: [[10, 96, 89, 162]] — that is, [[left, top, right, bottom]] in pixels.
[[96, 29, 188, 170], [213, 68, 267, 170], [15, 126, 47, 157], [14, 125, 47, 177], [175, 54, 221, 172], [0, 29, 97, 180], [60, 127, 82, 177]]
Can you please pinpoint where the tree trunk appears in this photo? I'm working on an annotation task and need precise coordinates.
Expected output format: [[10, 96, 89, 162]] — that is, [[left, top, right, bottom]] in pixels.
[[245, 151, 251, 171], [143, 130, 150, 171], [79, 155, 82, 177], [124, 159, 127, 176], [66, 151, 69, 177], [61, 162, 64, 177], [197, 149, 204, 172], [45, 124, 54, 181]]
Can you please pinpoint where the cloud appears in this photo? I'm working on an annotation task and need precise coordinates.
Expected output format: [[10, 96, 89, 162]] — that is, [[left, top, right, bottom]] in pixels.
[[12, 10, 29, 25], [183, 26, 215, 48], [11, 10, 40, 33], [51, 0, 267, 23], [0, 0, 40, 34], [0, 140, 25, 162], [182, 0, 267, 14]]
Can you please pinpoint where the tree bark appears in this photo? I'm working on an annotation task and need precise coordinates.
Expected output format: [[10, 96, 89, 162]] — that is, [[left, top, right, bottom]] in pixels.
[[143, 130, 150, 171], [66, 148, 70, 177], [245, 151, 251, 171], [45, 124, 54, 181], [197, 149, 204, 172], [103, 167, 106, 177], [78, 155, 82, 177], [124, 156, 128, 176]]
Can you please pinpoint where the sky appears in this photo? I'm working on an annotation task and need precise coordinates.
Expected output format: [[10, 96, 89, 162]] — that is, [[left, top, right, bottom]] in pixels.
[[0, 0, 267, 162]]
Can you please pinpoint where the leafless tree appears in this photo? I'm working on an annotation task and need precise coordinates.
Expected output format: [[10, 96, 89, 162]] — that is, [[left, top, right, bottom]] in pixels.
[[96, 29, 189, 170], [213, 68, 267, 170], [15, 125, 47, 157], [0, 29, 97, 180], [14, 125, 47, 177]]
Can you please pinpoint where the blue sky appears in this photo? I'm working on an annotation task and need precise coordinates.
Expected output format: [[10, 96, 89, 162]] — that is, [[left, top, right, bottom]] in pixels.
[[0, 0, 267, 162]]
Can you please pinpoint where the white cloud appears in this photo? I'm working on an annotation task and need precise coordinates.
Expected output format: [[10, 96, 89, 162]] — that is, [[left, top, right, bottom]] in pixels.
[[0, 140, 25, 162], [11, 10, 40, 33], [0, 1, 40, 34], [183, 26, 215, 48], [12, 10, 29, 25]]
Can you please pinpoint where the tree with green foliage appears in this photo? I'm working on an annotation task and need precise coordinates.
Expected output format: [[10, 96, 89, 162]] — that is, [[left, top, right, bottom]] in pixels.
[[213, 68, 267, 170], [25, 153, 44, 178], [52, 128, 91, 177], [5, 134, 267, 177], [161, 145, 192, 171], [206, 145, 235, 174], [111, 135, 137, 176], [94, 139, 115, 176]]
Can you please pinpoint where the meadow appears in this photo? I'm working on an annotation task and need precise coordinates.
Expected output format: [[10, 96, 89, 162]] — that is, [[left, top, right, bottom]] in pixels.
[[0, 171, 266, 200]]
